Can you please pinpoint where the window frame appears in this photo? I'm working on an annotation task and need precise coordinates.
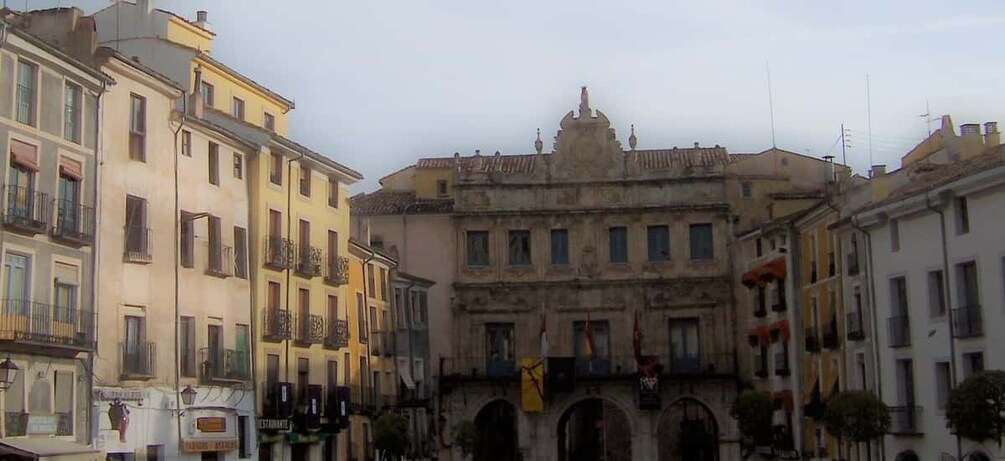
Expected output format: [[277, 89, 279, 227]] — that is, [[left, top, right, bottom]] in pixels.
[[200, 81, 215, 106], [232, 97, 245, 119], [129, 94, 147, 162], [181, 130, 192, 157], [466, 230, 489, 267], [15, 59, 38, 126], [508, 230, 532, 266], [646, 225, 670, 262], [689, 223, 714, 260], [263, 112, 276, 131], [550, 228, 569, 265], [208, 142, 220, 185], [608, 226, 628, 263], [63, 81, 82, 143]]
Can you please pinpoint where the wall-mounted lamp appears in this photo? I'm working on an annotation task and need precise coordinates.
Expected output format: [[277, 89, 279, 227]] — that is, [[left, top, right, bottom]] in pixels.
[[0, 357, 18, 391], [181, 385, 197, 405]]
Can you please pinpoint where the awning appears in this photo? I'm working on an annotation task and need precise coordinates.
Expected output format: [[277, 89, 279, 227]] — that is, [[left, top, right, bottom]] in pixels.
[[760, 257, 787, 282], [10, 139, 39, 171], [770, 320, 790, 341], [756, 325, 770, 347], [741, 270, 761, 288], [773, 390, 794, 412], [59, 157, 84, 181], [804, 362, 819, 404], [822, 361, 840, 403], [399, 366, 416, 390], [0, 437, 101, 461]]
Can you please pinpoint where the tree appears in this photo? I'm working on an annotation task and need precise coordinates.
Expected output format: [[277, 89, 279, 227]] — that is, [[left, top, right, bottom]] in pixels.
[[946, 370, 1005, 444], [374, 413, 409, 460], [824, 390, 890, 460], [730, 390, 774, 457], [452, 420, 479, 460]]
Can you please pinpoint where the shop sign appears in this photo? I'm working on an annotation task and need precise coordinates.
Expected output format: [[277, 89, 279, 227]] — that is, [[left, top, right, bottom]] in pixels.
[[181, 439, 239, 452], [26, 414, 58, 435], [257, 418, 291, 431], [197, 417, 227, 433], [95, 388, 145, 401]]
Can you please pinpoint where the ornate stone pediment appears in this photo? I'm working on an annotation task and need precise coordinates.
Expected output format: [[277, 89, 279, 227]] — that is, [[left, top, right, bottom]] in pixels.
[[549, 87, 627, 181]]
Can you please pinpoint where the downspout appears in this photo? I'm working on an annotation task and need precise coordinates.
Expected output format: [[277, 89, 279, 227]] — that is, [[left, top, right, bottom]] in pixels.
[[281, 151, 302, 461], [172, 99, 187, 457], [925, 191, 961, 461], [87, 79, 108, 447], [357, 248, 376, 459], [850, 215, 884, 461]]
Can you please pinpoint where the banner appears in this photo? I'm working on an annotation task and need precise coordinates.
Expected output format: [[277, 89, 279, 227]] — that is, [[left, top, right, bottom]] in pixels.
[[521, 358, 545, 413]]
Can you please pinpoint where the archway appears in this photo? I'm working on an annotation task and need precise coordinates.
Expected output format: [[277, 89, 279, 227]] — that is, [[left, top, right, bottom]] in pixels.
[[556, 398, 632, 461], [894, 450, 919, 461], [473, 399, 518, 461], [657, 398, 720, 461]]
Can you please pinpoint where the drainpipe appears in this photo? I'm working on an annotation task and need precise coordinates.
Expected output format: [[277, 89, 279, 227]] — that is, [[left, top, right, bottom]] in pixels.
[[86, 79, 108, 448], [849, 215, 884, 461], [171, 99, 187, 457], [924, 191, 961, 461], [282, 151, 303, 461], [355, 248, 375, 459]]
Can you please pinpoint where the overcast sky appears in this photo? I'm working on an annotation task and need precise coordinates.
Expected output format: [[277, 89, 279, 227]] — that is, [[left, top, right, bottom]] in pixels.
[[31, 0, 1005, 191]]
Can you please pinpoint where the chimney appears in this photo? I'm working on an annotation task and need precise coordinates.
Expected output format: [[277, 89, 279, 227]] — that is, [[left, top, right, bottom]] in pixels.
[[960, 123, 985, 160], [194, 11, 212, 31], [870, 165, 889, 202], [985, 122, 1000, 147], [823, 155, 835, 184], [188, 67, 204, 118]]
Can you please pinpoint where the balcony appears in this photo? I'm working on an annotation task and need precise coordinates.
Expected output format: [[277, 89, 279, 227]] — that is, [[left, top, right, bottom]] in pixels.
[[264, 236, 295, 270], [887, 315, 911, 347], [952, 305, 983, 338], [5, 412, 27, 437], [324, 319, 349, 350], [847, 311, 865, 341], [441, 357, 518, 381], [261, 381, 295, 420], [2, 185, 50, 234], [773, 352, 789, 376], [822, 319, 840, 349], [888, 406, 923, 435], [324, 255, 350, 286], [52, 199, 95, 245], [370, 331, 394, 357], [805, 327, 821, 353], [293, 313, 325, 345], [120, 341, 156, 379], [294, 245, 323, 278], [846, 253, 860, 276], [398, 387, 432, 408], [262, 308, 292, 341], [754, 355, 768, 378], [0, 300, 95, 353], [662, 353, 737, 377], [198, 348, 251, 382], [206, 244, 234, 278], [123, 225, 152, 263]]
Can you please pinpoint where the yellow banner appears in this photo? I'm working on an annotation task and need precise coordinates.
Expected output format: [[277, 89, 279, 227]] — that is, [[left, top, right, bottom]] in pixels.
[[521, 358, 545, 413]]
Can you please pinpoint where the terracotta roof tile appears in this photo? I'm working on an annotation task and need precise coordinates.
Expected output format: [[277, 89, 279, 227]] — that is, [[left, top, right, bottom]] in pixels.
[[634, 147, 731, 169], [350, 191, 453, 216], [414, 147, 731, 173], [866, 145, 1005, 211]]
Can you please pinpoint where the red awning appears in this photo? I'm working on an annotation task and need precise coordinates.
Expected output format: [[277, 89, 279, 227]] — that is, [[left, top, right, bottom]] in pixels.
[[756, 326, 770, 346], [760, 257, 787, 282], [741, 270, 760, 288], [10, 139, 38, 171], [769, 320, 790, 341], [59, 157, 83, 181]]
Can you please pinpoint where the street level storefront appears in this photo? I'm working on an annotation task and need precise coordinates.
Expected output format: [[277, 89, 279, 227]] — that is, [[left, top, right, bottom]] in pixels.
[[0, 437, 101, 461], [257, 383, 351, 460]]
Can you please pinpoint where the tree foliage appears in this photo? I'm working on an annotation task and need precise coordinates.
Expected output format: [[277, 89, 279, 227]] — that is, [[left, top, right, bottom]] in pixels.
[[823, 390, 890, 443], [946, 370, 1005, 443], [730, 390, 774, 445], [452, 420, 479, 460], [374, 412, 410, 460]]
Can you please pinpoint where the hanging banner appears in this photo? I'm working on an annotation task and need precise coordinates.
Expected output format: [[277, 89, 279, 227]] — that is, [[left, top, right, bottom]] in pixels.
[[521, 358, 545, 413], [637, 355, 661, 410]]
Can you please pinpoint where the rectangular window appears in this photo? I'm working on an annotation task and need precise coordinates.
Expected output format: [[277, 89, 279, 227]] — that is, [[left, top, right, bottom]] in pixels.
[[957, 261, 980, 308], [890, 276, 908, 316], [890, 219, 900, 252], [379, 268, 388, 301], [270, 152, 283, 185], [233, 153, 243, 179], [64, 82, 82, 143], [208, 215, 222, 272], [669, 318, 701, 371], [208, 142, 220, 185], [300, 165, 312, 197], [328, 177, 339, 208], [690, 223, 714, 260], [367, 264, 376, 295], [436, 180, 448, 197], [238, 416, 249, 459], [234, 227, 248, 278], [896, 359, 915, 405], [200, 81, 215, 106], [550, 229, 569, 265], [755, 238, 762, 257], [181, 130, 192, 156], [369, 306, 378, 335], [508, 230, 531, 266], [180, 316, 196, 377], [123, 315, 146, 373], [955, 197, 970, 234], [647, 225, 670, 262], [235, 324, 250, 376], [963, 352, 984, 378], [297, 358, 310, 403], [266, 354, 280, 385], [232, 97, 245, 119], [53, 280, 77, 322], [327, 359, 339, 392], [180, 211, 195, 268], [741, 182, 752, 198], [124, 195, 148, 256], [466, 231, 489, 266], [267, 281, 281, 311], [609, 226, 628, 263], [935, 361, 950, 410], [344, 352, 351, 384], [573, 320, 611, 374], [485, 323, 515, 376], [298, 288, 310, 341], [129, 94, 147, 161], [357, 293, 368, 343], [327, 294, 339, 322], [264, 112, 276, 131], [928, 270, 946, 317], [15, 60, 37, 125], [54, 370, 73, 435]]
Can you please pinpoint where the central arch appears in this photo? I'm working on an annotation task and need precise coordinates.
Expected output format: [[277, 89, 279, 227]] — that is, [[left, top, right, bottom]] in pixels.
[[657, 397, 720, 461], [556, 398, 632, 461], [473, 399, 518, 461]]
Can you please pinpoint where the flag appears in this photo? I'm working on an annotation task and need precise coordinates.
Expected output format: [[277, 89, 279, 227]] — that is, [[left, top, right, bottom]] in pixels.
[[585, 311, 596, 359], [521, 358, 545, 412], [632, 311, 642, 362], [540, 313, 549, 359]]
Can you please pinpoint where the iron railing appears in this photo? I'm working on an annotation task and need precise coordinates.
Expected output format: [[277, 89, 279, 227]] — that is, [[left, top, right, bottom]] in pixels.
[[887, 315, 911, 347], [350, 384, 377, 414], [773, 352, 789, 376], [120, 341, 156, 378], [441, 357, 518, 379], [262, 308, 292, 341], [847, 311, 865, 340], [123, 225, 152, 262], [805, 327, 821, 352], [52, 199, 95, 244], [295, 245, 323, 278], [206, 244, 234, 277], [3, 185, 50, 234], [662, 352, 737, 376], [324, 319, 349, 350], [0, 300, 95, 350], [952, 305, 983, 338], [264, 236, 295, 269], [198, 348, 251, 381], [56, 412, 73, 436], [16, 83, 34, 125], [888, 406, 922, 435], [294, 313, 325, 344], [324, 254, 350, 286]]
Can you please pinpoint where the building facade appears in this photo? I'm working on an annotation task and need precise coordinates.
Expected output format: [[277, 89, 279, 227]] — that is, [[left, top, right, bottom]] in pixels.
[[392, 271, 435, 459]]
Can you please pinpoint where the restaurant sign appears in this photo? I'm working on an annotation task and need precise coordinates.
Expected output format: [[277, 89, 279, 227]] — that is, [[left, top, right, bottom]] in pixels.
[[181, 439, 239, 452], [257, 418, 291, 431]]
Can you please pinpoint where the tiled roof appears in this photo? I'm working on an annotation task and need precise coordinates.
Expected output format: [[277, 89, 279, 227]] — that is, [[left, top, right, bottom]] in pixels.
[[868, 145, 1005, 210], [634, 147, 731, 169], [417, 155, 537, 173], [414, 147, 731, 173], [350, 190, 454, 216]]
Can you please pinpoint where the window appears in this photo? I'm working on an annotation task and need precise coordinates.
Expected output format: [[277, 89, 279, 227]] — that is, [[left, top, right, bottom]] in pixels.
[[270, 152, 283, 185], [928, 270, 945, 317], [369, 306, 378, 335], [123, 315, 147, 374], [896, 359, 915, 406], [508, 230, 531, 266], [394, 288, 405, 329], [238, 416, 250, 459], [266, 354, 280, 386], [436, 180, 448, 197], [485, 323, 514, 376], [57, 163, 81, 229], [208, 142, 220, 185], [234, 227, 248, 278], [755, 238, 762, 257], [963, 352, 984, 378], [300, 165, 312, 196], [356, 293, 368, 343], [181, 130, 192, 156], [233, 153, 243, 179], [3, 253, 30, 311], [235, 325, 250, 376], [647, 225, 670, 262], [180, 317, 196, 377], [15, 60, 37, 125], [935, 362, 950, 410], [129, 94, 147, 161], [297, 358, 310, 403], [297, 288, 310, 340], [327, 177, 339, 208], [890, 218, 900, 252], [327, 294, 339, 323], [200, 81, 215, 106], [379, 268, 388, 301], [54, 370, 73, 435], [550, 229, 569, 265], [669, 318, 701, 371], [689, 223, 714, 260], [741, 182, 752, 198], [573, 320, 611, 374], [208, 215, 222, 273], [609, 226, 628, 263], [267, 281, 281, 311], [180, 211, 195, 268], [367, 264, 376, 295], [343, 352, 351, 384], [232, 97, 245, 119], [890, 276, 908, 316], [53, 278, 77, 322], [327, 359, 339, 392], [957, 261, 980, 308], [264, 112, 276, 131], [955, 197, 970, 234], [64, 82, 82, 143], [466, 231, 489, 266], [125, 195, 149, 257]]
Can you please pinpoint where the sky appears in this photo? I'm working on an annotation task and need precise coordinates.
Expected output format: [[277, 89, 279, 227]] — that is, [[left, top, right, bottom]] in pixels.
[[25, 0, 1005, 191]]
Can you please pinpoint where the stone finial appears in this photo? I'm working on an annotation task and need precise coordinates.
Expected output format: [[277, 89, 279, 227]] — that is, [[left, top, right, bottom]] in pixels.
[[579, 86, 591, 118], [628, 124, 637, 151], [534, 128, 543, 154]]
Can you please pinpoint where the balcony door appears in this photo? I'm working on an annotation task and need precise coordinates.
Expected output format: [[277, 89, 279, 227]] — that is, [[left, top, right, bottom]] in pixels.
[[123, 316, 145, 373], [669, 318, 701, 372], [235, 325, 249, 378], [208, 324, 223, 376], [4, 253, 30, 314], [7, 150, 36, 221], [485, 323, 515, 376], [573, 320, 610, 374], [57, 173, 80, 233]]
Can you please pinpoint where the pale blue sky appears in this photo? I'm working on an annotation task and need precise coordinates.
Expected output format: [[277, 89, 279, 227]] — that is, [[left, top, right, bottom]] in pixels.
[[29, 0, 1005, 190]]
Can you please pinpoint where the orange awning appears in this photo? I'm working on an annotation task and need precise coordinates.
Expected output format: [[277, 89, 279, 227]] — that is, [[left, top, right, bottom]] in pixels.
[[760, 257, 787, 282], [770, 320, 790, 341], [741, 270, 760, 288]]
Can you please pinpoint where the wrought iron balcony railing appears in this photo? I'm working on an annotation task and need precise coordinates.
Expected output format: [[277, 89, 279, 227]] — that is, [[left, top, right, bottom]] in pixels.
[[952, 305, 983, 338], [120, 341, 156, 378], [888, 405, 923, 435], [0, 300, 95, 351], [262, 308, 292, 341], [3, 185, 50, 234], [198, 348, 250, 382], [847, 311, 866, 341], [123, 225, 152, 263], [324, 254, 350, 286], [52, 199, 95, 245], [206, 244, 235, 277], [662, 352, 737, 377], [264, 236, 295, 270], [295, 245, 323, 278], [294, 313, 325, 345], [324, 318, 350, 350], [887, 315, 911, 347]]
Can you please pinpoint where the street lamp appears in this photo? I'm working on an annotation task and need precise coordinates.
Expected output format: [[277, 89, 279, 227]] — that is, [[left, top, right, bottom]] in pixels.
[[181, 385, 197, 405], [0, 357, 18, 391]]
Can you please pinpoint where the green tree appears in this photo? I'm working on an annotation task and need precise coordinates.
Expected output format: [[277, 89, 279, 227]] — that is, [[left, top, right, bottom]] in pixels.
[[451, 420, 479, 460], [730, 390, 774, 457], [824, 390, 890, 460], [374, 412, 409, 460], [946, 370, 1005, 444]]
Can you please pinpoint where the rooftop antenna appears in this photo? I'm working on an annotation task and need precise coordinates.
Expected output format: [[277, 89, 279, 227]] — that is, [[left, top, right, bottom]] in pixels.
[[766, 61, 777, 148], [918, 101, 937, 137], [866, 74, 873, 167]]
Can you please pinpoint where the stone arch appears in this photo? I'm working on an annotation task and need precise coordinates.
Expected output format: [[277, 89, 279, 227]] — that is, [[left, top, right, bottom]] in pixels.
[[555, 397, 634, 461], [548, 392, 638, 435], [472, 398, 519, 461], [657, 396, 721, 461]]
